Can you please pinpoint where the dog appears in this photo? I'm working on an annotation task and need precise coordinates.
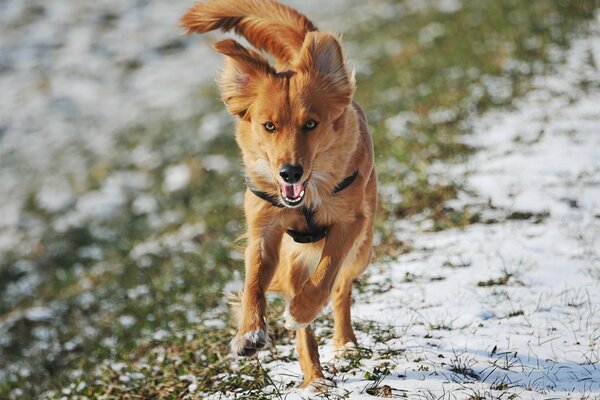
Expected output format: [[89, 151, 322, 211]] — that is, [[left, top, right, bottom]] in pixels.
[[181, 0, 377, 390]]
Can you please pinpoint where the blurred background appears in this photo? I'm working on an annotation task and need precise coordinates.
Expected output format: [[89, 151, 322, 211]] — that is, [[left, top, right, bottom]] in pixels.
[[0, 0, 597, 398]]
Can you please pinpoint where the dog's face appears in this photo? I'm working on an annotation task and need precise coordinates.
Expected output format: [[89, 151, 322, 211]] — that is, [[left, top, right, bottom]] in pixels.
[[213, 33, 354, 207]]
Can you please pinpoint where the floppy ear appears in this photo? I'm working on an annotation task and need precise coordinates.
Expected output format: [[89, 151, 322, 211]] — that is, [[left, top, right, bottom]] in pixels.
[[213, 39, 276, 119], [295, 32, 355, 114]]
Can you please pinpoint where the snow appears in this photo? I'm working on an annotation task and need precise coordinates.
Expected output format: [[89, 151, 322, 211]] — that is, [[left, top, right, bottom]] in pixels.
[[163, 163, 191, 192], [24, 306, 55, 322], [118, 315, 136, 328], [255, 13, 600, 399], [203, 154, 232, 173]]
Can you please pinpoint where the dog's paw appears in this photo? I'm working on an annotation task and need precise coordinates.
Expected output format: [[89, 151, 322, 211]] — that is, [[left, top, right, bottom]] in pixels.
[[303, 378, 335, 393], [333, 341, 358, 358], [283, 303, 309, 330], [230, 327, 268, 357]]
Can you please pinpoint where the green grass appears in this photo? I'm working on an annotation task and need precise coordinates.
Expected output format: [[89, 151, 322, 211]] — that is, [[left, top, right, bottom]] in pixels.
[[0, 0, 597, 398]]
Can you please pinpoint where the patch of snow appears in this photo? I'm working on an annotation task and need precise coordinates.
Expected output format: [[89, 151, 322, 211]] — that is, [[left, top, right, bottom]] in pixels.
[[384, 111, 419, 138], [204, 319, 226, 329], [152, 329, 170, 341], [110, 362, 127, 373], [129, 239, 162, 261], [118, 315, 136, 328], [419, 22, 445, 46], [127, 285, 150, 300], [130, 372, 145, 380], [481, 74, 513, 104], [163, 163, 191, 192], [429, 107, 458, 125], [131, 193, 158, 215], [25, 306, 54, 322], [203, 154, 231, 173], [35, 181, 75, 213], [198, 113, 226, 142], [179, 374, 197, 382], [436, 0, 462, 14]]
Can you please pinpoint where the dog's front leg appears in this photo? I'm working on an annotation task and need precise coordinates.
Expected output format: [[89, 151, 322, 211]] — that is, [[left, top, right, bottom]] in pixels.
[[284, 214, 365, 329], [231, 209, 283, 356]]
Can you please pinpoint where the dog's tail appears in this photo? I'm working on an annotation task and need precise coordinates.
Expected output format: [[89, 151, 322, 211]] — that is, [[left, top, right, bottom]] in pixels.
[[180, 0, 317, 66], [227, 289, 244, 323]]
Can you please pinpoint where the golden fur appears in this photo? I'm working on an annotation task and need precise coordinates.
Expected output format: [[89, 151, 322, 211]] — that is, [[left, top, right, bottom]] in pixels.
[[181, 0, 377, 390]]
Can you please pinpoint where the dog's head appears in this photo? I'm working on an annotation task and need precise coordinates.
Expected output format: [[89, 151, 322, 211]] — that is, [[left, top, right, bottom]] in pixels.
[[213, 32, 355, 208]]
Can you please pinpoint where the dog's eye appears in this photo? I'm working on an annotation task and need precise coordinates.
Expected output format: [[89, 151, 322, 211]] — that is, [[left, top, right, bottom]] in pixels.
[[304, 120, 318, 131], [263, 122, 276, 132]]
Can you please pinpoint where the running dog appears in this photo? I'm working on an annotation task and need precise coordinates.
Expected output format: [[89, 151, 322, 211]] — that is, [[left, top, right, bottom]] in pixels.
[[181, 0, 377, 390]]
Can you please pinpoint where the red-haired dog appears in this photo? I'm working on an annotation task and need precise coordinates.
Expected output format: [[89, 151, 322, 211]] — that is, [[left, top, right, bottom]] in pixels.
[[181, 0, 377, 390]]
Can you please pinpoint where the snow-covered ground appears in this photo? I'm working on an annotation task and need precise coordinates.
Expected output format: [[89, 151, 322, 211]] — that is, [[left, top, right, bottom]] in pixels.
[[1, 0, 598, 398], [259, 13, 600, 400]]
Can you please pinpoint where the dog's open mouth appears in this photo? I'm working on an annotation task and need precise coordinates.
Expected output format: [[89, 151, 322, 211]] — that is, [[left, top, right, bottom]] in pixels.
[[280, 181, 306, 207]]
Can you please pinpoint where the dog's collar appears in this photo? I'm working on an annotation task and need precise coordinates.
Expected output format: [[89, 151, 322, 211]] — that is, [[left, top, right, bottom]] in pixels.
[[245, 170, 359, 243], [287, 206, 327, 244], [245, 177, 285, 208], [333, 169, 358, 194]]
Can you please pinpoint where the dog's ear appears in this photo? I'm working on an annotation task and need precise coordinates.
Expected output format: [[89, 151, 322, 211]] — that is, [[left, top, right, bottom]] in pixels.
[[213, 39, 275, 119], [295, 32, 355, 114]]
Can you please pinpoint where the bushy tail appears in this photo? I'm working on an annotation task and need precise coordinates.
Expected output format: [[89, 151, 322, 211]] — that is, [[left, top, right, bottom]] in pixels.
[[226, 290, 243, 323], [180, 0, 318, 66]]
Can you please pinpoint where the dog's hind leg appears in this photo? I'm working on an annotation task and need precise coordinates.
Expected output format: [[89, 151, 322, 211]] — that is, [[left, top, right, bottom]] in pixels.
[[296, 325, 333, 391], [332, 228, 373, 351], [332, 275, 357, 350]]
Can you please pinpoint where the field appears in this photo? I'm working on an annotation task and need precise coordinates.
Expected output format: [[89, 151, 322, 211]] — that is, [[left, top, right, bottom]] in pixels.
[[1, 0, 599, 398]]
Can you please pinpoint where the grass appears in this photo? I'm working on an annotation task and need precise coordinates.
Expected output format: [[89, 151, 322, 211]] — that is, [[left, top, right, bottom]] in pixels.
[[477, 272, 513, 287], [1, 0, 598, 398], [446, 352, 480, 381]]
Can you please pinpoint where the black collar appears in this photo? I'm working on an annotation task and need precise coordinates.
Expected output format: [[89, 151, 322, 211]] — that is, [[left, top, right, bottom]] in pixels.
[[287, 206, 328, 243], [333, 170, 358, 194], [245, 170, 358, 243], [245, 177, 284, 208]]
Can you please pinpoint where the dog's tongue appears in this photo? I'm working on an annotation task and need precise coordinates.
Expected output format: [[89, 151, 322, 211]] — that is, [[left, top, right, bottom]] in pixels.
[[283, 183, 303, 198]]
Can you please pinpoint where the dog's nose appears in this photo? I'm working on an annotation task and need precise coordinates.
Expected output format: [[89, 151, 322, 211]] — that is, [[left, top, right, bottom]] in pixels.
[[279, 164, 304, 183]]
